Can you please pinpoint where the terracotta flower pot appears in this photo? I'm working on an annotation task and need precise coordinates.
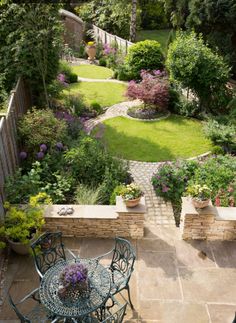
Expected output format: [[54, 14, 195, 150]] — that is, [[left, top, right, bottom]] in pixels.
[[192, 198, 210, 209], [124, 197, 141, 208], [86, 45, 96, 61]]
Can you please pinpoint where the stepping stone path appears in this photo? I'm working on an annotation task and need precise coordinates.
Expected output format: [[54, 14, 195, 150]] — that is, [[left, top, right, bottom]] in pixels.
[[84, 99, 176, 228]]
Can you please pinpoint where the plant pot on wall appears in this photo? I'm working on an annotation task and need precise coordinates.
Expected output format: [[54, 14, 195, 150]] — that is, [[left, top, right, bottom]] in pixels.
[[192, 198, 210, 209], [125, 197, 141, 208], [86, 45, 96, 61]]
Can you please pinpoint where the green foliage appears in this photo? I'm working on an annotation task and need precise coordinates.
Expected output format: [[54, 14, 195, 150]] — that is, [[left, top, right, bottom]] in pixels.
[[64, 136, 129, 203], [99, 57, 107, 67], [188, 155, 236, 202], [166, 31, 231, 112], [152, 160, 199, 204], [140, 0, 169, 29], [75, 0, 138, 39], [90, 101, 102, 115], [211, 146, 225, 156], [64, 94, 87, 117], [18, 108, 67, 151], [115, 64, 133, 81], [1, 195, 48, 245], [126, 40, 164, 79], [5, 160, 73, 204], [74, 183, 102, 205], [204, 119, 236, 152], [59, 61, 77, 83], [110, 184, 126, 205], [0, 3, 62, 106], [164, 0, 236, 77]]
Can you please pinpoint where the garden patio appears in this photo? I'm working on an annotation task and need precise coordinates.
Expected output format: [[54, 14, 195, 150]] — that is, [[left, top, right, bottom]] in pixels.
[[1, 220, 236, 323]]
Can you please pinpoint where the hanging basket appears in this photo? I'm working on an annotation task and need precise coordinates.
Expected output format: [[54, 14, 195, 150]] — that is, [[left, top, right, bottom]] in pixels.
[[192, 198, 210, 209]]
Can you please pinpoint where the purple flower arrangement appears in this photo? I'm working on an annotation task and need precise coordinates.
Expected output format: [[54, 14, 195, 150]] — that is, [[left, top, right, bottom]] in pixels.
[[57, 73, 69, 87], [55, 110, 75, 124], [103, 43, 116, 56], [60, 263, 88, 288]]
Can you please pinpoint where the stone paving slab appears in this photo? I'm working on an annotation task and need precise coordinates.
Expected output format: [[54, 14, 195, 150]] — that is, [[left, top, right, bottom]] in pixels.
[[1, 236, 236, 322]]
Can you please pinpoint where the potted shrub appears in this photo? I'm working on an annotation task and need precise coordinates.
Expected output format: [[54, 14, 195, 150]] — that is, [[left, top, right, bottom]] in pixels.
[[121, 183, 143, 208], [0, 193, 51, 255], [186, 183, 212, 209], [86, 41, 96, 61]]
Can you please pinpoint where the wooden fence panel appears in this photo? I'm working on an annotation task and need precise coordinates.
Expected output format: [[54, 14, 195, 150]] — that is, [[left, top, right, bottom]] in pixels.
[[92, 25, 133, 54], [0, 77, 31, 212]]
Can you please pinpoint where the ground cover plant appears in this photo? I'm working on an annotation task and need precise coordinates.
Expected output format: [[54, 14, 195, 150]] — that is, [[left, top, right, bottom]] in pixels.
[[94, 115, 213, 162], [71, 65, 113, 80], [63, 82, 127, 108], [152, 155, 236, 225]]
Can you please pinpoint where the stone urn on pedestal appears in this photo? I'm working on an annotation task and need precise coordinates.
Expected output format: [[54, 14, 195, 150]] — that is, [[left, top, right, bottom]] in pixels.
[[86, 42, 96, 61]]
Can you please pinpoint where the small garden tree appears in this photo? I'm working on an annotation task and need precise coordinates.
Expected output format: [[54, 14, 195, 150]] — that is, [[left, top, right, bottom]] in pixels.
[[0, 3, 62, 106], [126, 40, 164, 79], [166, 31, 231, 112], [126, 70, 169, 109]]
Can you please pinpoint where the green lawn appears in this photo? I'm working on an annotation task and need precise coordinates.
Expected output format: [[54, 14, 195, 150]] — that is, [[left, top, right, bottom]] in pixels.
[[95, 115, 213, 162], [71, 65, 113, 79], [64, 82, 127, 107], [136, 29, 173, 54]]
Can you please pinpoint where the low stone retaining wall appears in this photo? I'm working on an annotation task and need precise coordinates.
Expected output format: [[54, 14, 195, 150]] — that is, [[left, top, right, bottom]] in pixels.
[[180, 197, 236, 240], [43, 197, 145, 239]]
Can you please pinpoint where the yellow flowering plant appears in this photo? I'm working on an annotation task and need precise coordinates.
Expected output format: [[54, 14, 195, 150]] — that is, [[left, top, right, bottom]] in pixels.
[[120, 183, 143, 201], [87, 41, 95, 46], [0, 193, 51, 247], [186, 184, 211, 201]]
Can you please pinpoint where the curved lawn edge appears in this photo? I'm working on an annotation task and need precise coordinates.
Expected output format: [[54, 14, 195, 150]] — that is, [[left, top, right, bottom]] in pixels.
[[93, 115, 213, 162]]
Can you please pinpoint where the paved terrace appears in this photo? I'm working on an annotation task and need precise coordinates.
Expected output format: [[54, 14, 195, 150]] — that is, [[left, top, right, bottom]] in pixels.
[[1, 225, 236, 323]]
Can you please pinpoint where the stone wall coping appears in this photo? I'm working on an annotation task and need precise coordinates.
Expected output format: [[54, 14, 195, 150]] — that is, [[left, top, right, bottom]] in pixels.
[[116, 196, 146, 213], [215, 207, 236, 221], [182, 197, 236, 220], [43, 197, 146, 219], [44, 205, 118, 219]]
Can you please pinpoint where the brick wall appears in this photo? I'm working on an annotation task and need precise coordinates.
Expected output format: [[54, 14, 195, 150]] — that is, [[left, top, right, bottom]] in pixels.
[[43, 197, 145, 239], [180, 197, 236, 240]]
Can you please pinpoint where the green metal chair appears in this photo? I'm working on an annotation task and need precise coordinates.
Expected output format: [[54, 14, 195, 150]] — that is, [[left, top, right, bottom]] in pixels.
[[8, 288, 57, 322], [96, 237, 136, 309], [31, 231, 76, 279]]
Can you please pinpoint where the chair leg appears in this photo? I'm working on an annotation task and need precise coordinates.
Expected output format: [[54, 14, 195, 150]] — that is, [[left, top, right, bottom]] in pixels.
[[126, 285, 134, 310]]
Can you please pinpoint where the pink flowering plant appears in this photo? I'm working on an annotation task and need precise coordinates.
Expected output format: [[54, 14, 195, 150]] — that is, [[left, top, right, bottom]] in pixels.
[[126, 70, 169, 110], [60, 263, 88, 288], [215, 182, 235, 207]]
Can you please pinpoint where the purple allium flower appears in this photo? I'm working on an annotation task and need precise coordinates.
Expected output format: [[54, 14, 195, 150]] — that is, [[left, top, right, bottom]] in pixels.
[[57, 73, 66, 83], [36, 151, 44, 160], [40, 144, 47, 152], [56, 142, 63, 151], [19, 151, 27, 160]]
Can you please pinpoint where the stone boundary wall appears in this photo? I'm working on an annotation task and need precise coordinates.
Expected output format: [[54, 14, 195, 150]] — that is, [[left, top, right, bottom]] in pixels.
[[180, 197, 236, 240], [43, 197, 145, 239]]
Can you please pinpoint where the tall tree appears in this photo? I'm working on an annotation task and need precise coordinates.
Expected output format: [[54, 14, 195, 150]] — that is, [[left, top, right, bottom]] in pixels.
[[129, 0, 138, 42]]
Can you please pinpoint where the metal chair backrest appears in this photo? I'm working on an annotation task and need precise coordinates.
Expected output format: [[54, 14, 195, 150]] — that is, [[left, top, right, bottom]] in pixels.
[[102, 302, 127, 323], [110, 237, 136, 284], [8, 294, 30, 323], [31, 231, 66, 277]]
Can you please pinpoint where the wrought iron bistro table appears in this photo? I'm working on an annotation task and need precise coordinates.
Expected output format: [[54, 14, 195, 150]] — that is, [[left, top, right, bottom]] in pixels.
[[39, 258, 111, 321]]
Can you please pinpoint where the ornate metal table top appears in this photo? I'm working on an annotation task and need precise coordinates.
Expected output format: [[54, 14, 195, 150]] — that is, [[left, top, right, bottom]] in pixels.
[[39, 258, 111, 318]]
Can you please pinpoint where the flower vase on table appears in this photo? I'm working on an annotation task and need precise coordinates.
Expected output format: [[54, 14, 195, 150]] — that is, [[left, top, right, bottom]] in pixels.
[[58, 263, 89, 302]]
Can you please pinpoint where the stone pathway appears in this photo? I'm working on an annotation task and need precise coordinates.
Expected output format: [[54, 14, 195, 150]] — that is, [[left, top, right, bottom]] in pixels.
[[84, 101, 176, 227]]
